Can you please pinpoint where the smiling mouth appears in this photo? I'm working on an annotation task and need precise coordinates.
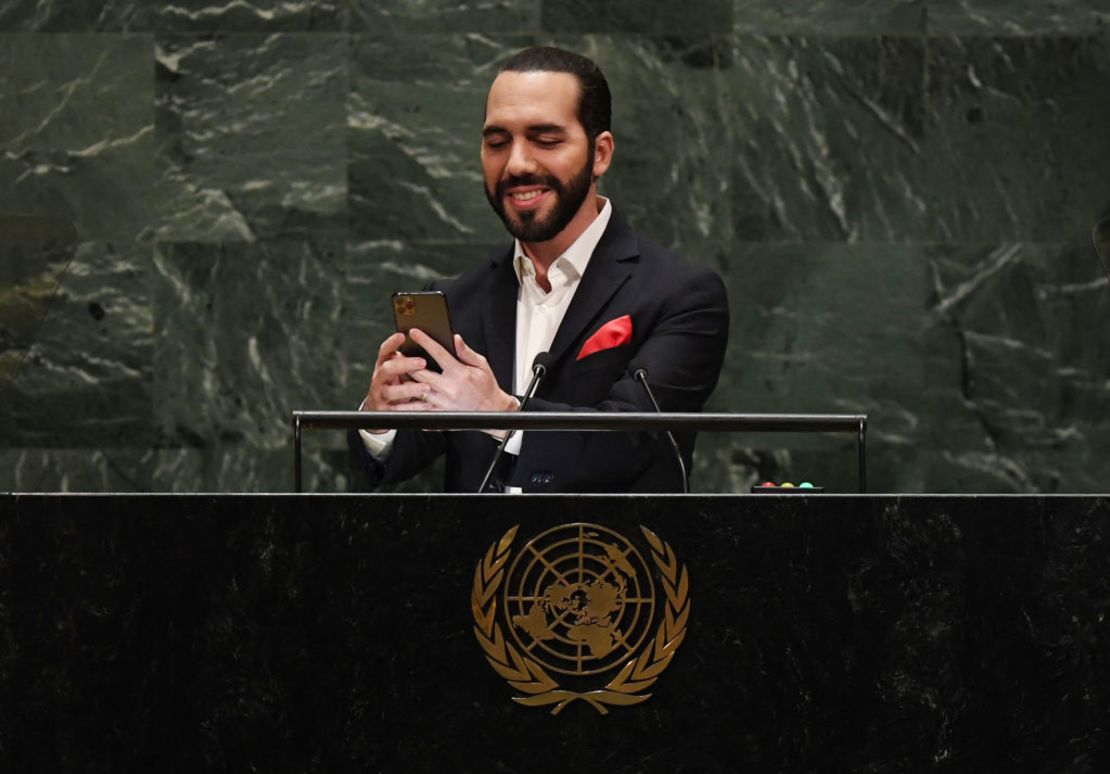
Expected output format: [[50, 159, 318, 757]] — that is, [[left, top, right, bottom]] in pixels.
[[510, 189, 546, 201], [504, 187, 552, 211]]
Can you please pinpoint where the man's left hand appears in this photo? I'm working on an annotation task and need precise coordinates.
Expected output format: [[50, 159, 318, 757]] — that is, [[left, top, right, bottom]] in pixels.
[[408, 329, 518, 414]]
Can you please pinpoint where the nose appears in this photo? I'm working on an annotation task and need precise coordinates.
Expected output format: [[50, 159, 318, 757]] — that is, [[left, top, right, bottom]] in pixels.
[[506, 139, 537, 178]]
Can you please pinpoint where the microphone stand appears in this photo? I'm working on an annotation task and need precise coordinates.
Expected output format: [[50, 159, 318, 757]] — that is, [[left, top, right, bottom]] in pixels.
[[477, 355, 550, 493], [633, 368, 689, 494]]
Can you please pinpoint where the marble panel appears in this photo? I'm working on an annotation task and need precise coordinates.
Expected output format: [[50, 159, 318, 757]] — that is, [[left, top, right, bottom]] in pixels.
[[348, 33, 522, 243], [924, 36, 1110, 242], [719, 242, 925, 434], [0, 240, 153, 448], [148, 425, 439, 492], [692, 241, 926, 493], [0, 1, 144, 31], [153, 33, 346, 243], [724, 35, 927, 241], [150, 444, 344, 493], [690, 437, 902, 493], [734, 0, 925, 35], [152, 239, 348, 450], [350, 0, 539, 34], [0, 0, 344, 32], [151, 0, 345, 32], [0, 215, 77, 382], [541, 0, 732, 34], [927, 0, 1110, 35], [0, 448, 152, 491], [924, 243, 1110, 493], [575, 33, 922, 247], [0, 33, 155, 242]]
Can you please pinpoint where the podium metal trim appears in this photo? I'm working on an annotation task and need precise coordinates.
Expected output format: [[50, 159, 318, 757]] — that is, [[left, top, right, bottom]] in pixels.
[[292, 411, 868, 494]]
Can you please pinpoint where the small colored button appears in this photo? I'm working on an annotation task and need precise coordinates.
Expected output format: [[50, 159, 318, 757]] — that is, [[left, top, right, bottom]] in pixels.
[[780, 482, 794, 488], [799, 482, 814, 488]]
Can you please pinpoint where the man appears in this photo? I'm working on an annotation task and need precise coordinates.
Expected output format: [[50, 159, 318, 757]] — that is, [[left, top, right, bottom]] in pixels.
[[349, 46, 729, 493]]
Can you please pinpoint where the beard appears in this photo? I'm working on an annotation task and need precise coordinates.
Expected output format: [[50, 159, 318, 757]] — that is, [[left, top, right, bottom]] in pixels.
[[485, 155, 593, 243]]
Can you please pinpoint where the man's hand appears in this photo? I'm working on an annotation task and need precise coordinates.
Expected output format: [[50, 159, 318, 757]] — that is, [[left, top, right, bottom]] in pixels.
[[360, 332, 431, 433], [409, 329, 518, 415]]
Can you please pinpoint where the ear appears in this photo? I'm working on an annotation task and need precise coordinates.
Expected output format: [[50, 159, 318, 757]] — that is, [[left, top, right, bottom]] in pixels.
[[592, 131, 615, 179]]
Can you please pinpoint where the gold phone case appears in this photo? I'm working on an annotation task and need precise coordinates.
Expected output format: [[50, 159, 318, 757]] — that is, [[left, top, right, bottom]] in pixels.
[[392, 291, 457, 366]]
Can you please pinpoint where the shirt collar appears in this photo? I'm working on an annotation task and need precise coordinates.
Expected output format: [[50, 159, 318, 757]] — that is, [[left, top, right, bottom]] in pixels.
[[513, 197, 613, 286]]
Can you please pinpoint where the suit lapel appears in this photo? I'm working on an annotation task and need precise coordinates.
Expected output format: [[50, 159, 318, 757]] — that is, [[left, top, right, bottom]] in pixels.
[[482, 248, 518, 391], [546, 210, 639, 366]]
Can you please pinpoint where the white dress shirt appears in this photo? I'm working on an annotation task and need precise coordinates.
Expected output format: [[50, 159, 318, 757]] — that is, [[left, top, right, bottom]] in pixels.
[[360, 198, 614, 482]]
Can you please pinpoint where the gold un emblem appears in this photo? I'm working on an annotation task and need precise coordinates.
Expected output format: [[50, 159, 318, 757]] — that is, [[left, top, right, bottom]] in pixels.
[[471, 523, 690, 714]]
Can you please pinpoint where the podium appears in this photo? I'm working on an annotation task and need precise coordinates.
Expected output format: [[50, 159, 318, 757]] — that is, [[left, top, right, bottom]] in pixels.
[[2, 493, 1107, 771]]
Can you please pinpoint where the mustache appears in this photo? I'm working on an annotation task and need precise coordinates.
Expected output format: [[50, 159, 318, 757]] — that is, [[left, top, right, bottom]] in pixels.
[[495, 174, 561, 199]]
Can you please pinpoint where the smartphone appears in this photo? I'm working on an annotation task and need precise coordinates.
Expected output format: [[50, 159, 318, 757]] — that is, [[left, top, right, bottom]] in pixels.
[[392, 291, 457, 371]]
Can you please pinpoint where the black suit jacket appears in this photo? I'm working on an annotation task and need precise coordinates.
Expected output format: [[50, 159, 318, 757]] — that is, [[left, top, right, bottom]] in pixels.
[[348, 208, 729, 493]]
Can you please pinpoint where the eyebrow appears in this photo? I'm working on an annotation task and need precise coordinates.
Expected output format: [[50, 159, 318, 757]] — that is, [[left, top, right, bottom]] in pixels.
[[482, 123, 568, 138], [525, 124, 566, 135]]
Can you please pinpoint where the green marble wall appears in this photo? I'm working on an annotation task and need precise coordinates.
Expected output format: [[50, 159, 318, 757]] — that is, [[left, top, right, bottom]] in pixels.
[[1, 2, 1107, 493]]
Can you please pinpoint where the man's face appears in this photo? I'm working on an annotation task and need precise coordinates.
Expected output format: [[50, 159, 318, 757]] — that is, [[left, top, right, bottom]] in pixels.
[[481, 71, 597, 243]]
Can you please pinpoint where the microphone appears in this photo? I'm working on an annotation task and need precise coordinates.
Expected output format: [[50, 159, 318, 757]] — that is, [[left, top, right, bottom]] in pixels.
[[1093, 216, 1110, 284], [477, 351, 553, 493], [632, 366, 688, 494]]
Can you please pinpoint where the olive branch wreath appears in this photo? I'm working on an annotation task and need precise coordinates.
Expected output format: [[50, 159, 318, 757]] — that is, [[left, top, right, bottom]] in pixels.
[[471, 524, 690, 715]]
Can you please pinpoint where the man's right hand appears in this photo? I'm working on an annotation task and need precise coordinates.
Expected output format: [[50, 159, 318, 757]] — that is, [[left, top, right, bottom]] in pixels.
[[360, 332, 431, 433]]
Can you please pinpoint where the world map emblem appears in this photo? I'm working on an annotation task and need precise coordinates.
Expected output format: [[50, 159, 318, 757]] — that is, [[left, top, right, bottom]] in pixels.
[[471, 523, 690, 715]]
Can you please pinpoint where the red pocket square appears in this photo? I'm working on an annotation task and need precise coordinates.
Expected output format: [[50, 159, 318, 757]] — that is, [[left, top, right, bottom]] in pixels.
[[576, 315, 633, 360]]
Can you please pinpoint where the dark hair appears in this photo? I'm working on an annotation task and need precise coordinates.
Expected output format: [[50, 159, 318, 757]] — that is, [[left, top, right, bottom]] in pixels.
[[498, 46, 612, 141]]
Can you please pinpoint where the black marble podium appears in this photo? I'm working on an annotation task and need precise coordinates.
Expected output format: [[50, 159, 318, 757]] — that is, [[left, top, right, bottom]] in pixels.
[[1, 494, 1107, 772]]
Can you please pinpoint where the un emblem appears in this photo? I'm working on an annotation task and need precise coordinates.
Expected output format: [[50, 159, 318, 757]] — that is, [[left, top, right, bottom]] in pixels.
[[471, 523, 690, 715]]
